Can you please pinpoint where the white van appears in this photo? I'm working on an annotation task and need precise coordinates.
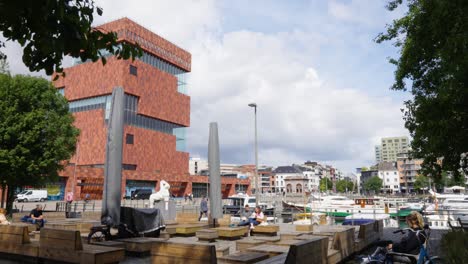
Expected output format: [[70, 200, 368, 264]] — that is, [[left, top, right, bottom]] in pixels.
[[16, 190, 48, 202]]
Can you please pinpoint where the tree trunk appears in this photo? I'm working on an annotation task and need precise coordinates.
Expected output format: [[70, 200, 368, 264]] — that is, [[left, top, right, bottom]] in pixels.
[[0, 184, 5, 208], [6, 185, 16, 217]]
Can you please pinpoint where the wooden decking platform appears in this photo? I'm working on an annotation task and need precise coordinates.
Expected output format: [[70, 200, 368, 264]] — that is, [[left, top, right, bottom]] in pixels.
[[0, 218, 384, 264]]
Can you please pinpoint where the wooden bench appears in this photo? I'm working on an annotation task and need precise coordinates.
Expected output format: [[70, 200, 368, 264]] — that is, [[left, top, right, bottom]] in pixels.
[[176, 212, 200, 224], [312, 225, 356, 259], [295, 224, 313, 232], [285, 238, 328, 264], [218, 251, 270, 264], [214, 226, 248, 240], [116, 237, 168, 253], [246, 244, 289, 258], [254, 253, 287, 264], [354, 221, 379, 251], [215, 244, 230, 257], [236, 239, 264, 252], [196, 229, 219, 242], [217, 214, 232, 227], [39, 228, 125, 263], [151, 241, 217, 264], [174, 223, 208, 236], [279, 231, 312, 241], [251, 225, 279, 236], [0, 224, 39, 259], [253, 236, 281, 244], [255, 237, 328, 264], [295, 235, 329, 264]]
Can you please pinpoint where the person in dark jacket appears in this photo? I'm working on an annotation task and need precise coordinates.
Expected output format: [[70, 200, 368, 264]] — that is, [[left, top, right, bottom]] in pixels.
[[198, 196, 208, 221], [362, 211, 426, 263], [389, 211, 426, 254]]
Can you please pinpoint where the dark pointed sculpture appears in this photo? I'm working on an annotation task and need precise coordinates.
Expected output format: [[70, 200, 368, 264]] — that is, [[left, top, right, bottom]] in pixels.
[[101, 87, 125, 227]]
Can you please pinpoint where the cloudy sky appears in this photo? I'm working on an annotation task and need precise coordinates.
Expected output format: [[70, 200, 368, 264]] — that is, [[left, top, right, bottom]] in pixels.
[[4, 0, 411, 173]]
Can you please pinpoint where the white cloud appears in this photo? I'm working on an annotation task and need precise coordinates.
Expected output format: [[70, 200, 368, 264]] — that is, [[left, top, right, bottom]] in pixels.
[[1, 1, 409, 172]]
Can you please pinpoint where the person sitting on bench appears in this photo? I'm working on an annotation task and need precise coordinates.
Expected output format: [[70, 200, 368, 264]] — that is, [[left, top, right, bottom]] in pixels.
[[23, 204, 46, 229], [237, 204, 252, 226], [238, 206, 264, 230]]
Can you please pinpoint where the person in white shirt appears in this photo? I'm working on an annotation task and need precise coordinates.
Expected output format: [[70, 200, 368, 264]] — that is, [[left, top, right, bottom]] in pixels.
[[249, 206, 265, 229]]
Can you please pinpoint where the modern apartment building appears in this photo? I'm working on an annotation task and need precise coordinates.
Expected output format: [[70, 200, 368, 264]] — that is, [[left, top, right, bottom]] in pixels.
[[396, 152, 423, 193], [54, 18, 249, 199], [379, 136, 409, 162], [375, 145, 382, 163]]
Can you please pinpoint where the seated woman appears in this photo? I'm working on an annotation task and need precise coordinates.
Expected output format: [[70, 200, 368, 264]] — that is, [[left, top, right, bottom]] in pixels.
[[239, 206, 264, 230], [363, 211, 426, 263], [0, 208, 10, 225]]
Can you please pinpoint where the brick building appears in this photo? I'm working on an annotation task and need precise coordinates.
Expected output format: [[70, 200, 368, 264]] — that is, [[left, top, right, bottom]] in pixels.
[[53, 18, 249, 200]]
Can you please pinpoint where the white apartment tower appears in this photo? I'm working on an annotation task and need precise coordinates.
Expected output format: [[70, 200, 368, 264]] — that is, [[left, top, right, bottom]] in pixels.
[[375, 145, 382, 163]]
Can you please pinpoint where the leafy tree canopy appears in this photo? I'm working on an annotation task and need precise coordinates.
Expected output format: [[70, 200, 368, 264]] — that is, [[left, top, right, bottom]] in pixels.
[[363, 176, 383, 193], [319, 178, 333, 192], [336, 179, 354, 193], [376, 0, 468, 181], [413, 175, 429, 191], [361, 167, 369, 172], [0, 0, 141, 75], [0, 73, 79, 213]]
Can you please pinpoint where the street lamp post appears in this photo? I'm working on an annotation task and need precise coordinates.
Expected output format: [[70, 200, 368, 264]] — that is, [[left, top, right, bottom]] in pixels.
[[248, 103, 259, 207]]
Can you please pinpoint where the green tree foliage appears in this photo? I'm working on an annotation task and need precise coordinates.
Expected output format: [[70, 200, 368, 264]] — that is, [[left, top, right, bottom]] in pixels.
[[0, 74, 79, 214], [441, 231, 468, 264], [361, 167, 369, 172], [413, 175, 429, 191], [434, 171, 466, 190], [319, 178, 333, 192], [336, 180, 354, 193], [376, 1, 468, 182], [363, 176, 383, 193], [0, 0, 141, 75]]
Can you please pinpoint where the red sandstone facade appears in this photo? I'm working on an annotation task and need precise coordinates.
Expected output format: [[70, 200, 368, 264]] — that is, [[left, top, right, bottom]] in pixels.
[[54, 18, 249, 200]]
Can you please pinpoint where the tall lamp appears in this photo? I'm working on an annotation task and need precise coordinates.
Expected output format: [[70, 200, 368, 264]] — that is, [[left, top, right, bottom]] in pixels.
[[248, 103, 259, 206]]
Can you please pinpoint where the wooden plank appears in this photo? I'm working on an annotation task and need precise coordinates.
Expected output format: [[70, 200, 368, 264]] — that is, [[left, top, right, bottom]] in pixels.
[[254, 253, 288, 264], [236, 239, 264, 253], [39, 247, 81, 263], [252, 225, 279, 233], [246, 244, 289, 258], [117, 237, 167, 252], [295, 235, 329, 264], [151, 241, 217, 264], [92, 241, 126, 248], [253, 236, 280, 244], [295, 225, 313, 232], [214, 227, 248, 239], [218, 251, 270, 264], [274, 239, 302, 246], [327, 249, 342, 264], [40, 228, 83, 251], [0, 241, 39, 257], [196, 229, 219, 240], [216, 244, 229, 257], [279, 231, 311, 241], [81, 244, 125, 264]]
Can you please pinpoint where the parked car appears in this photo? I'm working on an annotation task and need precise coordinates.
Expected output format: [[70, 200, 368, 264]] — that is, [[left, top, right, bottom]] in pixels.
[[131, 189, 153, 200], [16, 190, 48, 202]]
